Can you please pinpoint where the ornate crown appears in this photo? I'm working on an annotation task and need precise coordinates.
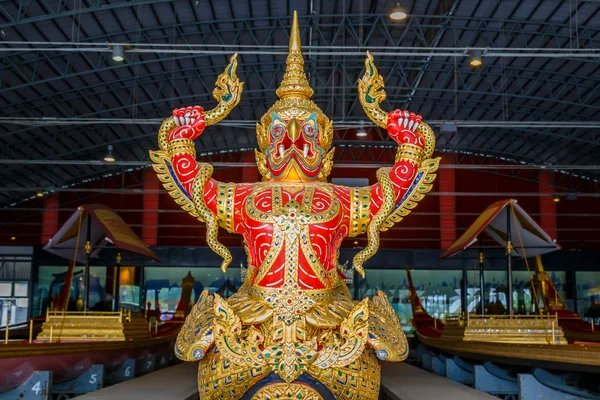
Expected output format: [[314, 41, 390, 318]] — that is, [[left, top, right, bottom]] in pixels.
[[255, 12, 333, 155]]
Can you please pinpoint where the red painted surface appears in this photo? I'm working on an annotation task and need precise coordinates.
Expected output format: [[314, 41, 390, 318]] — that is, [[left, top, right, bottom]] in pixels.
[[142, 170, 160, 246], [439, 156, 457, 249], [40, 193, 59, 245], [538, 171, 558, 240]]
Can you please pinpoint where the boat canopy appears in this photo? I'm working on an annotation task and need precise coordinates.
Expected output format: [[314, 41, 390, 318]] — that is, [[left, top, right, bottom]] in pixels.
[[440, 199, 560, 259], [43, 204, 160, 262]]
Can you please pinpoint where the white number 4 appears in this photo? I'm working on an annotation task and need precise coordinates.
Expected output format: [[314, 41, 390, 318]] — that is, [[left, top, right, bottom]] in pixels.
[[31, 381, 41, 395]]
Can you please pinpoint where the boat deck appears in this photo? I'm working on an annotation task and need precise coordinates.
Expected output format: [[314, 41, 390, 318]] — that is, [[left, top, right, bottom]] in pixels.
[[75, 361, 494, 400]]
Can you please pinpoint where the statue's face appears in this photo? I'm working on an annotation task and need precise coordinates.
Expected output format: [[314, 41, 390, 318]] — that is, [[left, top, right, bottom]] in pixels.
[[266, 111, 324, 181]]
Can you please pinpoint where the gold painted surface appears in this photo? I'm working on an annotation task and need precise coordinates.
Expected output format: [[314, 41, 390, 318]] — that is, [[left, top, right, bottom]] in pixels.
[[36, 310, 150, 342], [442, 314, 567, 345], [367, 291, 409, 361], [253, 383, 323, 400]]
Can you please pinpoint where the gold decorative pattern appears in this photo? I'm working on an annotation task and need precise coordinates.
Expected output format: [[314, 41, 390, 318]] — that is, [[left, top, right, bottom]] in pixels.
[[380, 157, 441, 232], [174, 291, 215, 361], [358, 51, 388, 129], [352, 167, 395, 277], [192, 163, 232, 272], [308, 349, 381, 400], [149, 149, 203, 223], [198, 346, 270, 400], [348, 186, 371, 237], [253, 383, 323, 400], [204, 53, 244, 126], [367, 291, 409, 361], [216, 182, 236, 233], [167, 138, 196, 158], [313, 299, 369, 369], [395, 143, 424, 164], [358, 51, 437, 161]]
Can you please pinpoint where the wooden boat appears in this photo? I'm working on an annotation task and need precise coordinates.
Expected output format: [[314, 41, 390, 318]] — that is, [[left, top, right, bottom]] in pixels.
[[0, 205, 183, 394], [406, 268, 600, 374], [0, 310, 180, 393], [406, 199, 600, 374]]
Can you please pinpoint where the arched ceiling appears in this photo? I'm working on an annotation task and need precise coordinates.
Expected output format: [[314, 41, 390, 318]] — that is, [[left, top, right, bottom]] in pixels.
[[1, 0, 600, 206]]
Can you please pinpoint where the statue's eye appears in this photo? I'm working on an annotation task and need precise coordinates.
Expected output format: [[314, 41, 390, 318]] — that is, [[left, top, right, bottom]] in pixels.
[[271, 124, 284, 137], [303, 124, 316, 137]]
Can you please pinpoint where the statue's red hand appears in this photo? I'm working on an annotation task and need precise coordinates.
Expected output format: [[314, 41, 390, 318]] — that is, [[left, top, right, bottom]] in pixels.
[[169, 106, 206, 141], [387, 109, 424, 148]]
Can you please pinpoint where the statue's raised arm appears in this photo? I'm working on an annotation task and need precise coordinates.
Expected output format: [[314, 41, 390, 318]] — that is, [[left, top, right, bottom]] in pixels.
[[335, 51, 440, 277], [149, 54, 245, 272]]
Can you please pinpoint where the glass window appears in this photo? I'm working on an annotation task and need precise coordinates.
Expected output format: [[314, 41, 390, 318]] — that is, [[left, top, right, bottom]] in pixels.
[[144, 267, 242, 319], [576, 271, 600, 322], [356, 269, 462, 333], [0, 282, 11, 297], [34, 266, 109, 315], [467, 269, 566, 315], [13, 282, 28, 297]]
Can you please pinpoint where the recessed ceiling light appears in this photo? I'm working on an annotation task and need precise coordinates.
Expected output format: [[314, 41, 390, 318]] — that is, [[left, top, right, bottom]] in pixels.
[[36, 192, 44, 197], [10, 236, 16, 241]]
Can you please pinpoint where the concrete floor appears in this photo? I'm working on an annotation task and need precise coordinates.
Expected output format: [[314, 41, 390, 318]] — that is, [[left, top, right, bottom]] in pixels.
[[76, 363, 198, 400], [76, 360, 495, 399], [380, 362, 496, 400]]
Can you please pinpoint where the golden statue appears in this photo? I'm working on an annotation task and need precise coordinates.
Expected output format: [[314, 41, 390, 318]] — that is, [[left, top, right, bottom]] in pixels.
[[150, 11, 439, 399]]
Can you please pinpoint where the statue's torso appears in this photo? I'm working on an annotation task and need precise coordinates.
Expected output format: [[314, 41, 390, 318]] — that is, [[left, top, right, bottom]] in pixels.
[[239, 182, 347, 291]]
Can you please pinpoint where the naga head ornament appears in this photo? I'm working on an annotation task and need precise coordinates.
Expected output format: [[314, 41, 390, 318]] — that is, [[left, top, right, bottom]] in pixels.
[[255, 11, 334, 182]]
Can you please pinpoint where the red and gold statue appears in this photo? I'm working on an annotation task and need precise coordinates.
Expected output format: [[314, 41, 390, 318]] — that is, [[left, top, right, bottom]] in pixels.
[[151, 12, 439, 400]]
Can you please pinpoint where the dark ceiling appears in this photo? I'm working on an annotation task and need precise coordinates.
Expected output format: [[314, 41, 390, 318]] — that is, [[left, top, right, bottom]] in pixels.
[[1, 0, 600, 207]]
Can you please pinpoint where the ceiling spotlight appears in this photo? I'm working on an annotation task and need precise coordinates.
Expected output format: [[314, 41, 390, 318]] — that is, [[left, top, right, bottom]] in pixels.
[[469, 50, 483, 67], [390, 2, 408, 20], [10, 236, 16, 241], [553, 194, 560, 203], [36, 192, 44, 198], [112, 45, 125, 62], [356, 128, 368, 137], [104, 145, 116, 162]]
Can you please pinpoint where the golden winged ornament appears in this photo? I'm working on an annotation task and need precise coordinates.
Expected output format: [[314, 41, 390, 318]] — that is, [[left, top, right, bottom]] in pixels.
[[154, 11, 440, 400]]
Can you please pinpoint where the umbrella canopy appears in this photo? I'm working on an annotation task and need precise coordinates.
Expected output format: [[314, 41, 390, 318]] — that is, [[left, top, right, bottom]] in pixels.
[[43, 204, 159, 263], [441, 199, 560, 259]]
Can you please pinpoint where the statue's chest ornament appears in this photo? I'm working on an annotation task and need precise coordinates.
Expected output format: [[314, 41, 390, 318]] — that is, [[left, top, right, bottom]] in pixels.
[[245, 184, 340, 227], [245, 185, 342, 322], [273, 204, 311, 242]]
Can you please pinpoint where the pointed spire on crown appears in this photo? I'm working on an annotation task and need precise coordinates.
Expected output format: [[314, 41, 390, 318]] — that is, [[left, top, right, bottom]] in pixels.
[[276, 11, 314, 100]]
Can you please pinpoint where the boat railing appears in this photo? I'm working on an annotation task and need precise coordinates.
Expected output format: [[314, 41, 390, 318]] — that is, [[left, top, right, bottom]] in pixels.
[[46, 308, 134, 323], [444, 312, 559, 328]]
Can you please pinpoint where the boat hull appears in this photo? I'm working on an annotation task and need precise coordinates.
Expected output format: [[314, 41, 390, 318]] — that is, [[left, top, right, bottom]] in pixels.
[[0, 335, 175, 393], [417, 333, 600, 374]]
